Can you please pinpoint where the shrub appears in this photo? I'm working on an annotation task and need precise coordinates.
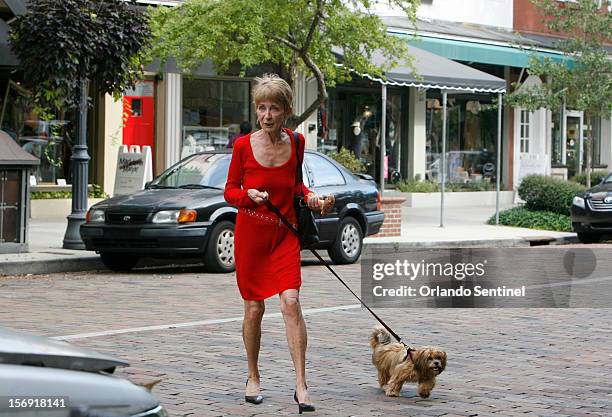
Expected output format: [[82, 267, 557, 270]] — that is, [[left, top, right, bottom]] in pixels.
[[518, 175, 584, 215], [396, 179, 440, 193], [396, 179, 504, 193], [571, 171, 610, 186], [31, 184, 109, 200], [327, 147, 365, 173], [488, 207, 571, 232]]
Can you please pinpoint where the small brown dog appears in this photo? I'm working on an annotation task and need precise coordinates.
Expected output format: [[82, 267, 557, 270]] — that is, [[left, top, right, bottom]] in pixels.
[[370, 327, 446, 398]]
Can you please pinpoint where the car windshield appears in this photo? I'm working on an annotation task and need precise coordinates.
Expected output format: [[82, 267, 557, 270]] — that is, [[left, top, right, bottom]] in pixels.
[[151, 153, 231, 189], [604, 173, 612, 184]]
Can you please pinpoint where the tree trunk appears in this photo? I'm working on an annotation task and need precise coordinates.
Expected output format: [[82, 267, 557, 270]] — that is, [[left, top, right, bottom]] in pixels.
[[287, 52, 328, 130]]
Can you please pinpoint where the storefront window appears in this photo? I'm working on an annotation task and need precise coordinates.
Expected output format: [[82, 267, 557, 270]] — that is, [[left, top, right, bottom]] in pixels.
[[0, 78, 72, 184], [589, 117, 602, 166], [551, 107, 563, 165], [181, 79, 250, 157], [323, 87, 405, 183], [426, 92, 499, 184]]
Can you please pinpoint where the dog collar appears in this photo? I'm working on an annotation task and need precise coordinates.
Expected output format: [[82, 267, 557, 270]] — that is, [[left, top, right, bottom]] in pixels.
[[402, 344, 415, 362]]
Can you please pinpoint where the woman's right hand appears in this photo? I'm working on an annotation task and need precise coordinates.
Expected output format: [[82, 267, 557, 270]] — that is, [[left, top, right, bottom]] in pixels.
[[247, 189, 269, 205]]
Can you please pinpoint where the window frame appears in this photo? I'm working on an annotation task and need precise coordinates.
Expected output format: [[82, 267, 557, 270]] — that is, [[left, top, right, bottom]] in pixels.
[[304, 153, 347, 187]]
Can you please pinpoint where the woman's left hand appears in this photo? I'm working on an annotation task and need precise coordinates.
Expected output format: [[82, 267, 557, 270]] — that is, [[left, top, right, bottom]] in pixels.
[[306, 193, 335, 215], [306, 193, 321, 210]]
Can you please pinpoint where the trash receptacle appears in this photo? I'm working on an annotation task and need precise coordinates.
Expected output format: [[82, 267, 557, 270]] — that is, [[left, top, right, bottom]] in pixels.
[[0, 130, 40, 253]]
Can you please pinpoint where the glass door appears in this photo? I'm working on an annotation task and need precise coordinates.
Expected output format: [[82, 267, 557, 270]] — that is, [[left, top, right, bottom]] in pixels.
[[565, 112, 583, 178]]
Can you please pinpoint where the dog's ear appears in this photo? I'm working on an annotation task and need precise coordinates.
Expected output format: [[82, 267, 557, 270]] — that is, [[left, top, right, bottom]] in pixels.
[[137, 379, 162, 392], [412, 349, 429, 375], [439, 350, 447, 372]]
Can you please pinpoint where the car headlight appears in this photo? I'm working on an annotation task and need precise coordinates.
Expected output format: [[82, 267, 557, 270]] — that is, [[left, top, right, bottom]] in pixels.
[[151, 209, 197, 224], [86, 208, 105, 223], [572, 196, 585, 209]]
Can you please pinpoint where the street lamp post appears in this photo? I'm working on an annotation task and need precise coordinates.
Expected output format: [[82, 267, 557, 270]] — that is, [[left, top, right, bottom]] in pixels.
[[62, 79, 90, 249]]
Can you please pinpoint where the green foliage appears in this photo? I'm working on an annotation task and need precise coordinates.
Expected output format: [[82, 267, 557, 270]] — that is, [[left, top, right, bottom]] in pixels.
[[9, 0, 151, 110], [147, 0, 419, 126], [488, 207, 571, 232], [327, 147, 365, 173], [396, 179, 503, 192], [570, 170, 610, 186], [397, 179, 440, 193], [518, 174, 585, 215], [31, 184, 109, 200], [506, 0, 611, 117]]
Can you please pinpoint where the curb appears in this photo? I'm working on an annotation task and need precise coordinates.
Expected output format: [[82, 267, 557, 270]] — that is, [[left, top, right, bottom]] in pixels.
[[0, 256, 104, 276], [363, 238, 530, 249]]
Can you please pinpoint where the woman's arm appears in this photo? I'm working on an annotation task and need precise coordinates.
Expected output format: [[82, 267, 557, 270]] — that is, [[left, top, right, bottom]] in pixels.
[[224, 139, 258, 208], [297, 132, 313, 197], [297, 132, 334, 214]]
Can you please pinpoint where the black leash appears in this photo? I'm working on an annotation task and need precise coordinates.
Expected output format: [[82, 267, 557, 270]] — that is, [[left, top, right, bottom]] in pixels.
[[262, 198, 414, 358]]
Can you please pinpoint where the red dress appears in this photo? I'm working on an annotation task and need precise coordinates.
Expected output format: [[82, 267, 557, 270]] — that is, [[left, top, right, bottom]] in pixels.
[[224, 129, 312, 300]]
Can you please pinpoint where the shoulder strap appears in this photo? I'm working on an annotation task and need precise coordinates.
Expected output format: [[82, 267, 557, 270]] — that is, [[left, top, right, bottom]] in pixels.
[[294, 130, 303, 194]]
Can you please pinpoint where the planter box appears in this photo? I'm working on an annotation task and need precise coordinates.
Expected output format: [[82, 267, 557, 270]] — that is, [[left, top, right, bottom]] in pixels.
[[399, 191, 514, 208], [30, 198, 106, 219], [377, 196, 406, 238]]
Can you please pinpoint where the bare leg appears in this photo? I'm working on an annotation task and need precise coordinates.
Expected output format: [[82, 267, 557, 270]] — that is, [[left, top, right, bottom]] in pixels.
[[384, 373, 404, 397], [243, 300, 265, 396], [279, 289, 311, 404], [417, 380, 436, 398]]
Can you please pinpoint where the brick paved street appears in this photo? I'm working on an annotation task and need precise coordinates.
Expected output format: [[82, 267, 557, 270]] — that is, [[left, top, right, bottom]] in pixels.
[[1, 260, 611, 417]]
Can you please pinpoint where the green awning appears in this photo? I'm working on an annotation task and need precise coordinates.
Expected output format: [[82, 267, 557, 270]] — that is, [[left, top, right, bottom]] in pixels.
[[401, 35, 570, 68]]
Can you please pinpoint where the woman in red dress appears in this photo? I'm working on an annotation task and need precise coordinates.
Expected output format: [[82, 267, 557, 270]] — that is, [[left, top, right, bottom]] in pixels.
[[224, 74, 325, 412]]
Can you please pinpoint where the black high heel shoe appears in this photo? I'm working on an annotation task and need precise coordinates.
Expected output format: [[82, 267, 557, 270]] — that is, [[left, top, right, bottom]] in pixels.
[[293, 391, 315, 414], [245, 379, 263, 405]]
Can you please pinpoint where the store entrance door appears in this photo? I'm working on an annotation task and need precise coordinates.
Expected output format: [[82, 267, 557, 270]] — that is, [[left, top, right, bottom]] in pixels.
[[565, 111, 583, 178], [123, 80, 155, 166], [347, 93, 381, 179]]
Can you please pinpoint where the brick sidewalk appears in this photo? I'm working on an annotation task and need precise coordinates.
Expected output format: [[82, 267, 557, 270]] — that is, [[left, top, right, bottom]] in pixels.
[[0, 263, 610, 416]]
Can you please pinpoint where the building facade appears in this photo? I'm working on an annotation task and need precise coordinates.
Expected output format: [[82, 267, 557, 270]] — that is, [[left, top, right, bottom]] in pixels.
[[3, 0, 608, 200]]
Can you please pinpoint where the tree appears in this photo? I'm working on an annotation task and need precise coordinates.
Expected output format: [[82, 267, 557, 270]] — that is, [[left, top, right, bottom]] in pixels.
[[9, 0, 150, 110], [506, 0, 612, 188], [147, 0, 419, 128], [9, 0, 151, 249]]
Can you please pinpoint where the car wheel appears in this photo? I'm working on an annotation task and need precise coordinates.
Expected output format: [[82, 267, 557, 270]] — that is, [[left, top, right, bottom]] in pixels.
[[100, 252, 139, 272], [328, 216, 363, 264], [204, 220, 235, 273], [577, 232, 601, 244]]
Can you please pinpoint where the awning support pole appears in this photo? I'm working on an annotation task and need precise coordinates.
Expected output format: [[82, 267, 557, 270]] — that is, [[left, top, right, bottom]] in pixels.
[[496, 92, 503, 225], [380, 83, 387, 196], [440, 91, 447, 228]]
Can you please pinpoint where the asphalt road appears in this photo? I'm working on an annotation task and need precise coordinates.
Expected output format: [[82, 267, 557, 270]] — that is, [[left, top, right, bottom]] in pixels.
[[0, 251, 611, 416]]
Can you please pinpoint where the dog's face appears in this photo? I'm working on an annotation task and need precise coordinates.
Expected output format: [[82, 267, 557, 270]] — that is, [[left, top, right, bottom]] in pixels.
[[413, 347, 446, 376]]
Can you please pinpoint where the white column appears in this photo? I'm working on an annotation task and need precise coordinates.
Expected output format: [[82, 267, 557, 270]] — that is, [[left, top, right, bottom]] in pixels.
[[408, 87, 426, 181], [440, 91, 447, 228], [101, 94, 123, 196], [165, 72, 182, 168], [544, 108, 552, 176]]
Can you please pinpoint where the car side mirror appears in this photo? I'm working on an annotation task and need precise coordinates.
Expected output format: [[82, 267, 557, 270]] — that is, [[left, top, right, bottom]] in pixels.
[[145, 181, 152, 189]]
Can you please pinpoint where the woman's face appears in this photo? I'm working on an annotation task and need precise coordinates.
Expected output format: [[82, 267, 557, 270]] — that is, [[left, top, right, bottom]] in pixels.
[[256, 100, 290, 134]]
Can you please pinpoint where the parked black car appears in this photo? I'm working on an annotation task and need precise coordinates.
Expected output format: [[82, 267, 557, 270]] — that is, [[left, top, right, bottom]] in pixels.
[[0, 327, 167, 417], [81, 150, 384, 272], [571, 172, 612, 243]]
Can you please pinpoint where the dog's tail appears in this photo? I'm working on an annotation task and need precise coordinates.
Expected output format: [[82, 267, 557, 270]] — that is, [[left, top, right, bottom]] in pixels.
[[370, 326, 392, 349]]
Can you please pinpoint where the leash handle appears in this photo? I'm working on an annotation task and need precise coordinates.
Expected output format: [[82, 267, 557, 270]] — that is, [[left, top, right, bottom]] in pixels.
[[262, 197, 404, 345]]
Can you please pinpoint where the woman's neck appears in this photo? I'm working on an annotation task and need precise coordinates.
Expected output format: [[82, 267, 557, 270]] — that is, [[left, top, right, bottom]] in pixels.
[[266, 129, 284, 146]]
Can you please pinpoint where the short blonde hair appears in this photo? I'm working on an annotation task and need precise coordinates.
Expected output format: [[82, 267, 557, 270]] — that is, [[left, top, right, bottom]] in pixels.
[[252, 74, 293, 112]]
